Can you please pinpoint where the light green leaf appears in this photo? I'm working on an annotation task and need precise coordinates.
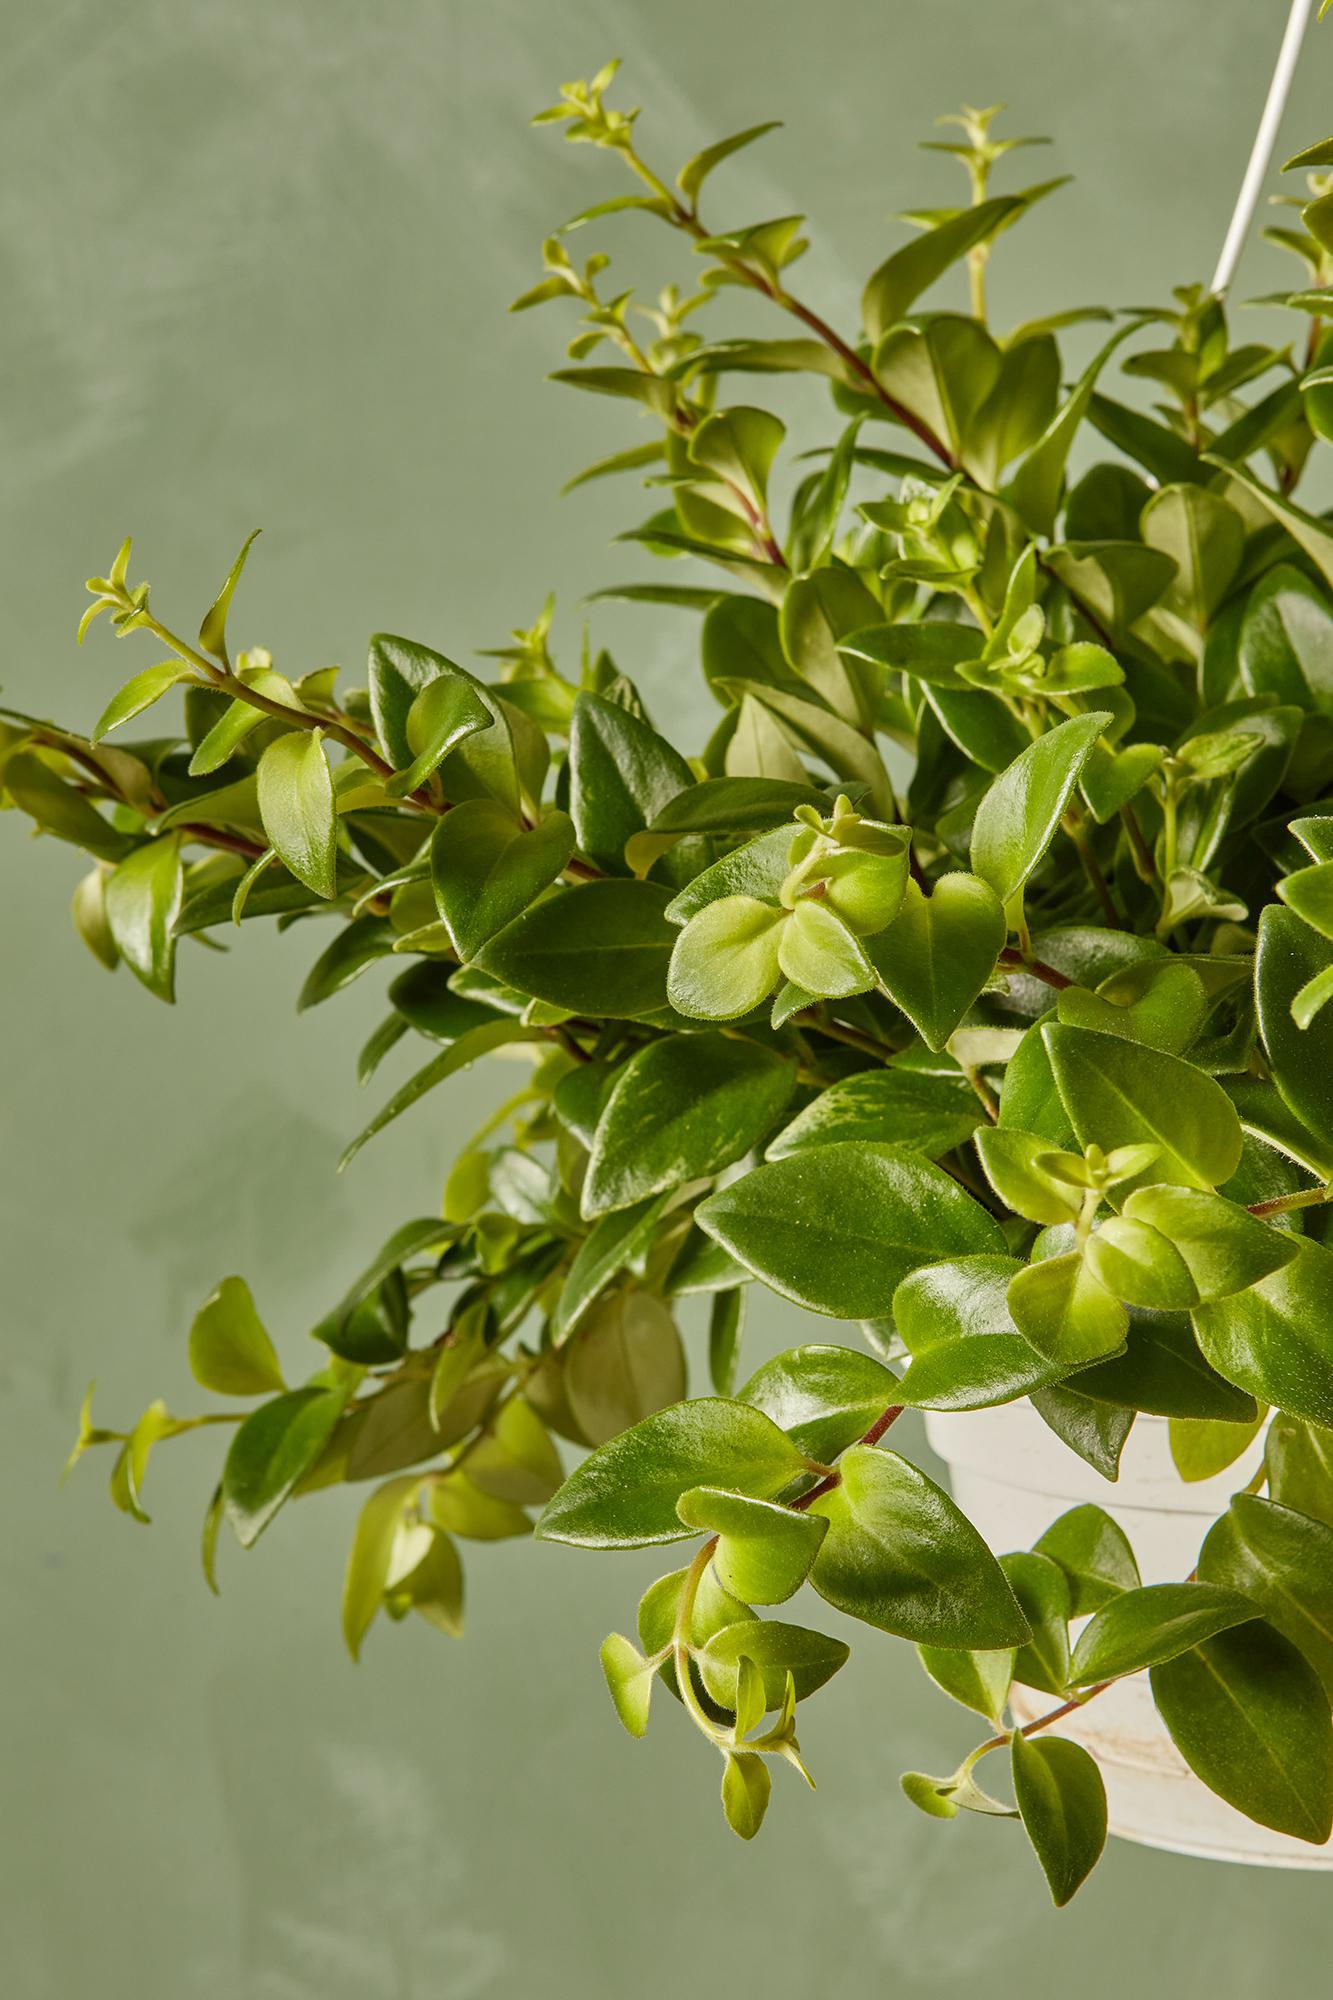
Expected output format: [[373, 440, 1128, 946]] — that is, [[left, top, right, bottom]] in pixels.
[[677, 1486, 827, 1604], [91, 661, 193, 742], [222, 1386, 347, 1547], [970, 712, 1111, 908], [104, 836, 183, 1002], [1068, 1580, 1260, 1685], [256, 730, 337, 899], [535, 1399, 808, 1548], [1043, 1023, 1243, 1191], [868, 873, 1006, 1053], [198, 529, 261, 660], [1192, 1239, 1333, 1430], [188, 1276, 285, 1396]]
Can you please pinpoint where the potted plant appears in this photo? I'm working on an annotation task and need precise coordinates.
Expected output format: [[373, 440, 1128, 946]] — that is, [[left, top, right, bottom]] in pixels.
[[10, 20, 1333, 1905]]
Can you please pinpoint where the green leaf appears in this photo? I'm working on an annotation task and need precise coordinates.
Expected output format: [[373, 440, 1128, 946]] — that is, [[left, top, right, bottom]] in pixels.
[[1033, 1504, 1140, 1614], [1068, 1581, 1260, 1686], [1238, 563, 1333, 718], [838, 619, 981, 687], [1169, 1412, 1266, 1483], [1083, 1216, 1197, 1311], [91, 661, 192, 742], [868, 872, 1006, 1053], [1043, 1023, 1243, 1191], [970, 712, 1111, 908], [599, 1632, 657, 1738], [1204, 456, 1333, 598], [678, 121, 782, 203], [256, 730, 337, 899], [188, 1277, 285, 1396], [1267, 1416, 1333, 1530], [342, 1475, 420, 1661], [1139, 485, 1244, 631], [697, 1142, 1006, 1319], [368, 636, 516, 807], [198, 529, 261, 659], [1029, 1382, 1134, 1479], [553, 1194, 672, 1341], [668, 895, 786, 1019], [1192, 1238, 1333, 1431], [535, 1398, 808, 1548], [737, 1343, 900, 1460], [222, 1386, 347, 1547], [708, 1288, 746, 1398], [974, 1127, 1082, 1227], [699, 1617, 849, 1708], [389, 674, 492, 794], [1121, 1185, 1298, 1300], [477, 879, 676, 1017], [721, 1752, 771, 1840], [583, 1032, 795, 1218], [2, 751, 130, 862], [775, 898, 873, 996], [430, 803, 574, 960], [862, 197, 1026, 345], [1002, 1550, 1072, 1694], [892, 1254, 1065, 1410], [1200, 1496, 1333, 1696], [916, 1643, 1015, 1723], [1257, 904, 1333, 1141], [1005, 323, 1143, 537], [808, 1444, 1029, 1647], [105, 837, 183, 1002], [1007, 1252, 1128, 1366], [1074, 1309, 1257, 1422], [568, 691, 694, 871], [1011, 1733, 1107, 1907], [339, 1020, 546, 1171], [767, 1067, 984, 1161], [397, 1528, 464, 1637], [677, 1487, 827, 1604], [564, 1291, 687, 1446], [296, 915, 393, 1011], [1151, 1623, 1333, 1844], [551, 365, 678, 421]]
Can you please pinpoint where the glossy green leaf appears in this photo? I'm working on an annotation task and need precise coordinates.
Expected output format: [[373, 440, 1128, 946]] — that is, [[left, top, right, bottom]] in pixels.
[[1033, 1504, 1140, 1614], [862, 197, 1025, 345], [1043, 1023, 1243, 1191], [568, 691, 694, 871], [198, 529, 261, 660], [737, 1343, 899, 1460], [767, 1067, 984, 1160], [891, 1254, 1065, 1410], [1200, 1496, 1333, 1696], [599, 1632, 657, 1738], [477, 879, 675, 1017], [1192, 1239, 1333, 1431], [697, 1142, 1006, 1319], [1002, 1550, 1071, 1694], [1068, 1581, 1260, 1686], [91, 661, 192, 742], [970, 712, 1110, 908], [809, 1444, 1029, 1647], [104, 837, 183, 1002], [389, 674, 492, 794], [1238, 563, 1333, 718], [721, 1752, 771, 1840], [339, 1020, 546, 1171], [1267, 1415, 1333, 1531], [677, 1486, 827, 1604], [535, 1398, 808, 1548], [1008, 1251, 1127, 1365], [1121, 1185, 1298, 1300], [584, 1031, 794, 1217], [916, 1642, 1015, 1723], [342, 1475, 420, 1661], [1011, 1733, 1107, 1906], [222, 1386, 347, 1547], [700, 1617, 849, 1708], [430, 802, 574, 961], [868, 873, 1006, 1052], [1256, 904, 1333, 1141], [1151, 1623, 1333, 1844], [256, 730, 337, 899]]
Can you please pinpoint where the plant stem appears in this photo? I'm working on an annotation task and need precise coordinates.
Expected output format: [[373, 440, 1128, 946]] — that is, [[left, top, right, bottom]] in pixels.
[[997, 947, 1072, 991], [1063, 810, 1123, 928], [790, 1404, 905, 1513], [1248, 1181, 1333, 1217], [974, 1679, 1116, 1759]]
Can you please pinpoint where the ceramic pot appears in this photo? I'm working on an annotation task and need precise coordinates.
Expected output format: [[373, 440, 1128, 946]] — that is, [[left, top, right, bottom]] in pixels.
[[924, 1402, 1333, 1869]]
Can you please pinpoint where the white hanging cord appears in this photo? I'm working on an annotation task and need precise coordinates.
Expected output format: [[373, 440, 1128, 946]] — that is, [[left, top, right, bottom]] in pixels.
[[1210, 0, 1316, 297]]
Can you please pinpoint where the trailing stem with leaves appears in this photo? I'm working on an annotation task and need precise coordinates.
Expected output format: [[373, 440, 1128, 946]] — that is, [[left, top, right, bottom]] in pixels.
[[14, 53, 1333, 1902]]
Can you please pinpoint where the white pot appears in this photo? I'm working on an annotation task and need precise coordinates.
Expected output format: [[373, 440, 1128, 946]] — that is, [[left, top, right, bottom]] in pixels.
[[924, 1402, 1333, 1869]]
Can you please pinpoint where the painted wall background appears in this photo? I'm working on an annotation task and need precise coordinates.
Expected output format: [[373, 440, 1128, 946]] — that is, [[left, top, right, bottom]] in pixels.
[[3, 3, 1330, 1994]]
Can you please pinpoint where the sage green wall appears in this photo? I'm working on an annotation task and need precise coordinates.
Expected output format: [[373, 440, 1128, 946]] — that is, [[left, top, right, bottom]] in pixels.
[[3, 3, 1329, 1994]]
